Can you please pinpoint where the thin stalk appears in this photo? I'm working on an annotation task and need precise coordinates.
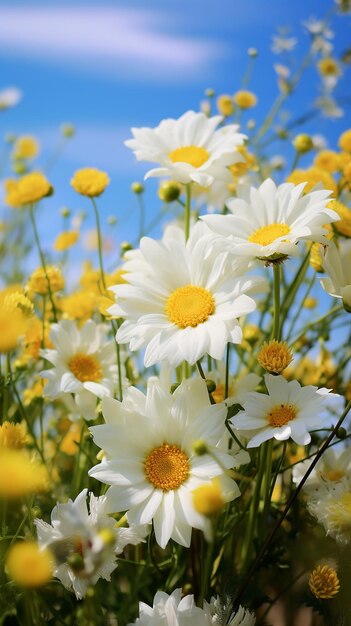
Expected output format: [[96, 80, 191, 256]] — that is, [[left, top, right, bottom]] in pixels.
[[90, 197, 107, 291], [184, 184, 192, 241], [271, 264, 281, 340], [225, 343, 230, 400], [29, 204, 58, 322]]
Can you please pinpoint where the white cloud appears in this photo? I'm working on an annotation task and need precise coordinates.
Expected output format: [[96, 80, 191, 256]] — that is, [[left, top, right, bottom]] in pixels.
[[0, 6, 226, 82]]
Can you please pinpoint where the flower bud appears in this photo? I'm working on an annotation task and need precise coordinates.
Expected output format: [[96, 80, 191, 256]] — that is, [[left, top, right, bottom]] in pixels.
[[158, 181, 181, 203], [293, 134, 313, 154], [131, 181, 144, 194]]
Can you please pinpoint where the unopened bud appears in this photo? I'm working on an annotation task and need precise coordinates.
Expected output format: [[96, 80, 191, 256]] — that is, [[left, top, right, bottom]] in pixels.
[[120, 241, 133, 255], [60, 206, 71, 218], [205, 88, 215, 98], [107, 215, 117, 225], [293, 134, 313, 154], [336, 427, 347, 439], [158, 181, 181, 203], [61, 123, 75, 138], [205, 379, 216, 393], [192, 439, 208, 455], [248, 47, 258, 57], [131, 182, 144, 194]]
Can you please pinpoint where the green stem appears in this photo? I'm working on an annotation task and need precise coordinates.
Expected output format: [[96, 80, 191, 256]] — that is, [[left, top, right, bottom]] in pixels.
[[29, 204, 58, 322], [90, 197, 107, 291], [184, 184, 192, 241], [272, 264, 281, 340]]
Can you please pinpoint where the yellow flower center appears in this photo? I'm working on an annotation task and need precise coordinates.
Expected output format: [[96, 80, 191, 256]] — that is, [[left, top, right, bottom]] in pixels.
[[166, 285, 215, 328], [169, 146, 209, 168], [144, 443, 189, 491], [267, 404, 297, 427], [249, 223, 291, 246], [68, 353, 102, 382], [323, 469, 345, 482]]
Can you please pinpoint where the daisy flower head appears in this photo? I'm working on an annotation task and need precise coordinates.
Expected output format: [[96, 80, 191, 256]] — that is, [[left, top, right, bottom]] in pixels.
[[35, 489, 148, 599], [89, 376, 248, 549], [231, 374, 336, 448], [292, 445, 351, 493], [128, 588, 256, 626], [320, 240, 351, 313], [307, 476, 351, 545], [201, 178, 338, 262], [124, 110, 246, 187], [40, 319, 118, 421], [109, 222, 266, 368]]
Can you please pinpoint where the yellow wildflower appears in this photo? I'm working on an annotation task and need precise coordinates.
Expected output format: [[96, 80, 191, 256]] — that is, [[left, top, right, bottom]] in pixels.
[[60, 290, 96, 322], [0, 294, 29, 353], [6, 542, 53, 588], [4, 178, 22, 208], [318, 57, 341, 77], [287, 167, 337, 196], [16, 172, 52, 205], [71, 167, 110, 197], [23, 378, 45, 406], [339, 129, 351, 153], [0, 449, 48, 498], [60, 422, 82, 455], [27, 265, 64, 296], [314, 150, 341, 173], [5, 292, 34, 317], [233, 90, 257, 109], [19, 316, 52, 363], [216, 94, 235, 116], [328, 200, 351, 237], [12, 135, 39, 160], [309, 565, 340, 599], [54, 230, 79, 252], [257, 340, 293, 374], [304, 297, 317, 309], [0, 421, 27, 449]]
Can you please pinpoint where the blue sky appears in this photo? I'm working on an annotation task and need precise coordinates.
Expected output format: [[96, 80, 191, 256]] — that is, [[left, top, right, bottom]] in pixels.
[[1, 0, 350, 271]]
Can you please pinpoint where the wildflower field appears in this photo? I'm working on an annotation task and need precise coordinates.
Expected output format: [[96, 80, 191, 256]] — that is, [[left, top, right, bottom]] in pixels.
[[0, 2, 351, 625]]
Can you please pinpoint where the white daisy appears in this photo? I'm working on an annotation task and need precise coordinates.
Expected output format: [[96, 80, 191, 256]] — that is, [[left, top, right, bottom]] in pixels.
[[124, 110, 246, 187], [307, 476, 351, 545], [127, 588, 255, 626], [108, 222, 266, 368], [320, 240, 351, 312], [201, 178, 338, 261], [292, 445, 351, 492], [231, 374, 336, 448], [40, 319, 118, 421], [35, 489, 148, 599], [89, 377, 248, 549]]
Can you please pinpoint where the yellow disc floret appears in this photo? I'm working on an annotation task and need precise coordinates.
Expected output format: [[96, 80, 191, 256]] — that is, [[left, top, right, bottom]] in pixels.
[[166, 285, 215, 328], [257, 340, 293, 374], [309, 565, 340, 600], [169, 146, 210, 168], [145, 443, 189, 491], [27, 265, 64, 295], [68, 353, 102, 383], [249, 223, 290, 246], [71, 167, 110, 197], [267, 404, 297, 427], [6, 542, 53, 588]]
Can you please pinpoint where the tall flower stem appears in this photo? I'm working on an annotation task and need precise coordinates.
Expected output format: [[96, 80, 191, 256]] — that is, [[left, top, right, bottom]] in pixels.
[[271, 264, 281, 341], [90, 198, 123, 401], [29, 204, 58, 322], [184, 184, 192, 241]]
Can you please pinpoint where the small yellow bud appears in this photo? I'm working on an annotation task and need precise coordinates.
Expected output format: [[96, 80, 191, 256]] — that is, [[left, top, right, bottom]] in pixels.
[[120, 241, 133, 255], [158, 181, 182, 203], [309, 565, 340, 599], [216, 94, 235, 117], [205, 88, 215, 98], [61, 123, 75, 138], [257, 340, 293, 374], [107, 215, 117, 225], [293, 134, 313, 154], [12, 161, 27, 175], [192, 439, 209, 456], [304, 297, 317, 310], [248, 47, 258, 57], [131, 181, 144, 194], [60, 206, 71, 218], [233, 90, 257, 110], [205, 379, 216, 393]]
